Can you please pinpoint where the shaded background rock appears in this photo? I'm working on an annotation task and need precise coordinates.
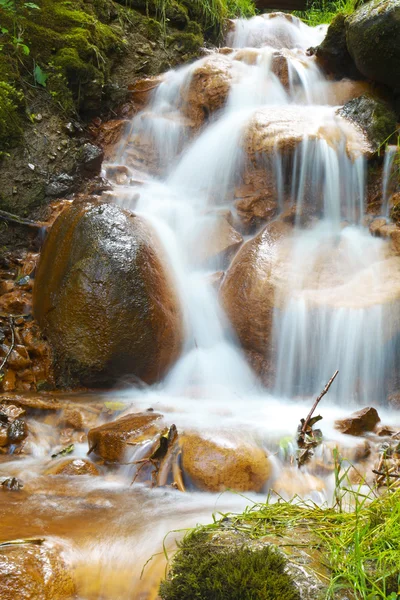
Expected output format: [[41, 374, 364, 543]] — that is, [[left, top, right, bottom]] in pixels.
[[33, 201, 184, 387], [346, 0, 400, 92]]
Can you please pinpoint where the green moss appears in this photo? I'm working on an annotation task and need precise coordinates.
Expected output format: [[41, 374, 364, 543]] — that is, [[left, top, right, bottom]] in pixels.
[[0, 82, 24, 153], [167, 31, 204, 55], [159, 529, 300, 600]]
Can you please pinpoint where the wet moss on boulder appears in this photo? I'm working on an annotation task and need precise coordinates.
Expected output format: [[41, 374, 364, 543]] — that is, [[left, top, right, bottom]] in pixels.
[[159, 529, 301, 600], [346, 0, 400, 91], [312, 13, 362, 79], [338, 93, 397, 151]]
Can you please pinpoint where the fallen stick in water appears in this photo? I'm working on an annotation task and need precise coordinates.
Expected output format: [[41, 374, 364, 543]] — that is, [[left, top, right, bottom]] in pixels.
[[297, 370, 339, 468], [300, 370, 339, 436]]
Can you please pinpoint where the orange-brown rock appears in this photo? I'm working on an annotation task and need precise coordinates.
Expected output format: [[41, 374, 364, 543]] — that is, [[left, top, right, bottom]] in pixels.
[[95, 119, 129, 161], [335, 407, 381, 436], [0, 540, 76, 600], [58, 407, 84, 431], [45, 458, 99, 476], [88, 412, 164, 462], [234, 189, 278, 234], [180, 432, 271, 492], [273, 469, 324, 497], [128, 75, 163, 110], [182, 55, 233, 126], [192, 216, 243, 268], [33, 200, 183, 387], [0, 393, 61, 411], [220, 221, 292, 358]]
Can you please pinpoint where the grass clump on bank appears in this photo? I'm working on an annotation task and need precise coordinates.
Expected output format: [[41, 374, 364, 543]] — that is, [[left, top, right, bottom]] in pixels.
[[295, 0, 357, 26], [160, 486, 400, 600]]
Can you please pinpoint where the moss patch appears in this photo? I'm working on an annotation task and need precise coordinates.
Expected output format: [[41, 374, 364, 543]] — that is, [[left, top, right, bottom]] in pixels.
[[159, 529, 301, 600]]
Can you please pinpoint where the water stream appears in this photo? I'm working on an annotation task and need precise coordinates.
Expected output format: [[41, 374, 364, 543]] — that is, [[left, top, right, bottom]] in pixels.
[[1, 12, 400, 599]]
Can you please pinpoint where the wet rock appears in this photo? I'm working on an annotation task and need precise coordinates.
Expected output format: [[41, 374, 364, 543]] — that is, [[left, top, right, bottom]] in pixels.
[[0, 393, 61, 411], [33, 201, 184, 387], [220, 221, 292, 360], [180, 432, 271, 492], [0, 425, 8, 446], [88, 412, 163, 462], [338, 94, 397, 151], [234, 187, 278, 234], [0, 404, 25, 421], [346, 0, 400, 91], [206, 271, 224, 291], [7, 418, 28, 443], [128, 75, 163, 110], [0, 540, 76, 599], [273, 469, 324, 497], [78, 143, 104, 176], [312, 14, 361, 79], [335, 407, 381, 436], [96, 119, 128, 161], [182, 55, 233, 126], [192, 215, 243, 268], [58, 407, 84, 430], [45, 173, 75, 198], [45, 458, 99, 476], [1, 477, 23, 491], [388, 392, 400, 410]]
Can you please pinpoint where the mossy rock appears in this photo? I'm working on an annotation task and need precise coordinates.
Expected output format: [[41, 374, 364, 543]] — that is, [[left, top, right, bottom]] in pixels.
[[159, 529, 301, 600], [338, 93, 397, 151], [313, 13, 361, 79], [0, 82, 24, 153], [346, 0, 400, 90]]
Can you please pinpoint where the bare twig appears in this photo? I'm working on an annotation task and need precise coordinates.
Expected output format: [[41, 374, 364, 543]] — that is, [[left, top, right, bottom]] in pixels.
[[301, 370, 339, 435], [372, 469, 400, 479], [0, 317, 15, 374]]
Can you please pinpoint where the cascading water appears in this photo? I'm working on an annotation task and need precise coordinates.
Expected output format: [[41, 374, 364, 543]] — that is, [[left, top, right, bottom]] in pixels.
[[2, 12, 400, 599]]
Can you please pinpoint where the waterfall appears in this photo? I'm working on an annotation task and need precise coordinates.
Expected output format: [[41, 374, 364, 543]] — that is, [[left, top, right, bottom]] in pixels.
[[107, 12, 400, 409]]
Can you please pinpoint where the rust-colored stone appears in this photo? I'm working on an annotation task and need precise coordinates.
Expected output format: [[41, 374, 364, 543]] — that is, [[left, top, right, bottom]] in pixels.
[[88, 412, 164, 463], [180, 432, 271, 492], [45, 458, 99, 476], [0, 541, 76, 600], [335, 407, 381, 436]]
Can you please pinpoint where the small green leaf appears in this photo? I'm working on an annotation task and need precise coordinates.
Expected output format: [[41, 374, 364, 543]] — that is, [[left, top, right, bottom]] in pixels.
[[104, 401, 126, 411], [24, 2, 40, 8], [1, 28, 9, 34], [20, 43, 30, 55], [34, 64, 48, 87]]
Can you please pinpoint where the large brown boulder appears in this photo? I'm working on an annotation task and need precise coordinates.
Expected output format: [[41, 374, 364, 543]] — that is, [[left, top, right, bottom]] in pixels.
[[180, 432, 271, 492], [0, 540, 75, 600], [88, 412, 164, 462], [33, 201, 183, 387], [346, 0, 400, 92], [220, 221, 292, 361]]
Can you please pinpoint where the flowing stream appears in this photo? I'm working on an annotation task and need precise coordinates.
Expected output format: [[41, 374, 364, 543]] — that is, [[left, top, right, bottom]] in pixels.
[[2, 12, 400, 599]]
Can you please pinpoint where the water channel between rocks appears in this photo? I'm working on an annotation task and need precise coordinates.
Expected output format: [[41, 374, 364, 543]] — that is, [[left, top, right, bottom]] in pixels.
[[2, 12, 400, 600]]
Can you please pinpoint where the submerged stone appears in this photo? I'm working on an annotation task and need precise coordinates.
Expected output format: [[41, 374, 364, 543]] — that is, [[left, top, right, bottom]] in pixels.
[[88, 412, 164, 463], [0, 540, 76, 600]]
